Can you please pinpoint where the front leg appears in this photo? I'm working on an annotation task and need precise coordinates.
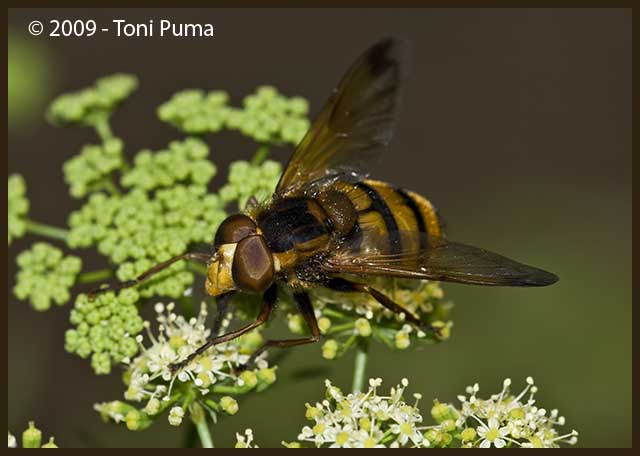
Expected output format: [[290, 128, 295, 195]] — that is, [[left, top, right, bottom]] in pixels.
[[169, 284, 278, 373]]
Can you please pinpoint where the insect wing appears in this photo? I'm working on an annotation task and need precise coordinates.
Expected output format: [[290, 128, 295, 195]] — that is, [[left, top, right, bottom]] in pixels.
[[276, 38, 407, 197], [324, 231, 558, 287]]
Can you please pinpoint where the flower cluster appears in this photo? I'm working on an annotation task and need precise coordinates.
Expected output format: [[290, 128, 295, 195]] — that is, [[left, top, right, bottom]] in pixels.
[[218, 159, 282, 210], [63, 138, 124, 198], [47, 73, 138, 126], [158, 85, 310, 145], [67, 185, 226, 299], [13, 242, 82, 311], [64, 290, 143, 374], [296, 279, 452, 360], [8, 422, 58, 448], [157, 90, 230, 134], [292, 378, 429, 448], [95, 301, 277, 429], [121, 137, 216, 191], [8, 174, 29, 245], [426, 377, 578, 448]]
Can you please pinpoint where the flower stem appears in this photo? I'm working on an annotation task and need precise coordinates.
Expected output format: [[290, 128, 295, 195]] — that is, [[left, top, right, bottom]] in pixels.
[[25, 220, 69, 241], [195, 418, 214, 448], [77, 268, 113, 284], [352, 338, 369, 394], [93, 116, 114, 142], [251, 144, 270, 166], [190, 401, 214, 448], [100, 178, 121, 197]]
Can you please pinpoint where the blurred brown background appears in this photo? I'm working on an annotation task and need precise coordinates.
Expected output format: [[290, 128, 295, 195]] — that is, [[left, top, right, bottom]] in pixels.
[[8, 8, 631, 448]]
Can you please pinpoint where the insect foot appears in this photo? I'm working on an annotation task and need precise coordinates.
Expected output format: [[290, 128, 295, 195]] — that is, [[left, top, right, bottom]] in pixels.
[[420, 321, 449, 341]]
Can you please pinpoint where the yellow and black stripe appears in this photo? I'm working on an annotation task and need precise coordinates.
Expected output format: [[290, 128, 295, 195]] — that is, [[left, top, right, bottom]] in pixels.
[[342, 179, 444, 255], [257, 179, 443, 271]]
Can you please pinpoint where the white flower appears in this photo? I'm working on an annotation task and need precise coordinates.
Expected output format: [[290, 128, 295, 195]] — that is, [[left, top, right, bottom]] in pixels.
[[450, 377, 578, 448], [296, 378, 429, 448], [235, 429, 259, 448], [476, 417, 510, 448], [8, 432, 16, 448], [122, 302, 270, 408]]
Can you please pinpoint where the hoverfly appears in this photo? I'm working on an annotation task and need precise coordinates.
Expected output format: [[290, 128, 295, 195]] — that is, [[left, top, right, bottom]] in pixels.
[[91, 38, 558, 372]]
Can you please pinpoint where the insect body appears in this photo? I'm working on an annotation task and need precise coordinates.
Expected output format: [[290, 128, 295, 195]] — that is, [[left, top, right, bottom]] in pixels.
[[91, 38, 558, 372]]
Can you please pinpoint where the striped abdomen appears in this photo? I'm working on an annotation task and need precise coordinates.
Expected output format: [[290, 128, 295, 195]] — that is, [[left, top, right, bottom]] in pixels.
[[318, 179, 444, 257]]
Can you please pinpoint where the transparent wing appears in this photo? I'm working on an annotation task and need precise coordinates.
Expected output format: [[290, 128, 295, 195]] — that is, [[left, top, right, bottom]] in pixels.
[[324, 231, 559, 287], [276, 38, 407, 197]]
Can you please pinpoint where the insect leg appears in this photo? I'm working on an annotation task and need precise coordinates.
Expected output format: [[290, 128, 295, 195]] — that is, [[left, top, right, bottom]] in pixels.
[[324, 277, 441, 335], [240, 290, 321, 370], [88, 251, 211, 299], [169, 284, 278, 373]]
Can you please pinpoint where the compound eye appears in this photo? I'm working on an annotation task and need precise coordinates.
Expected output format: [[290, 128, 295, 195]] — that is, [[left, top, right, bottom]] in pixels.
[[214, 214, 257, 248], [232, 235, 274, 293]]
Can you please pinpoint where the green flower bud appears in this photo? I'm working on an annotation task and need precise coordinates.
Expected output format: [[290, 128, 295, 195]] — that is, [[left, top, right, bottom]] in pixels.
[[305, 404, 321, 420], [48, 74, 137, 126], [125, 410, 143, 431], [41, 437, 58, 448], [239, 371, 258, 389], [220, 396, 239, 415], [239, 330, 264, 354], [322, 340, 339, 360], [431, 400, 457, 423], [355, 318, 372, 337], [144, 398, 161, 416], [63, 140, 124, 198], [395, 330, 411, 350], [8, 174, 29, 245], [424, 428, 442, 447], [439, 432, 453, 447], [440, 419, 456, 433], [460, 427, 477, 442], [257, 367, 277, 386], [22, 421, 42, 448], [66, 291, 143, 374], [168, 406, 185, 426], [14, 243, 82, 311], [318, 317, 332, 334]]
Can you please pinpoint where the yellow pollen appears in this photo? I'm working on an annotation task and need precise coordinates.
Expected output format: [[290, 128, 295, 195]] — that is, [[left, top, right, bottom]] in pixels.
[[364, 437, 377, 448], [313, 423, 325, 435], [400, 422, 413, 435], [486, 428, 499, 442], [335, 432, 349, 446]]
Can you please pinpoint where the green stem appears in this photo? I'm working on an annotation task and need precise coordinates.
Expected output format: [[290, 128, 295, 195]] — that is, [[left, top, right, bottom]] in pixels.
[[194, 416, 214, 448], [326, 322, 355, 335], [93, 116, 114, 142], [25, 220, 69, 241], [352, 338, 369, 394], [77, 268, 113, 284], [251, 144, 270, 166], [100, 178, 121, 197]]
